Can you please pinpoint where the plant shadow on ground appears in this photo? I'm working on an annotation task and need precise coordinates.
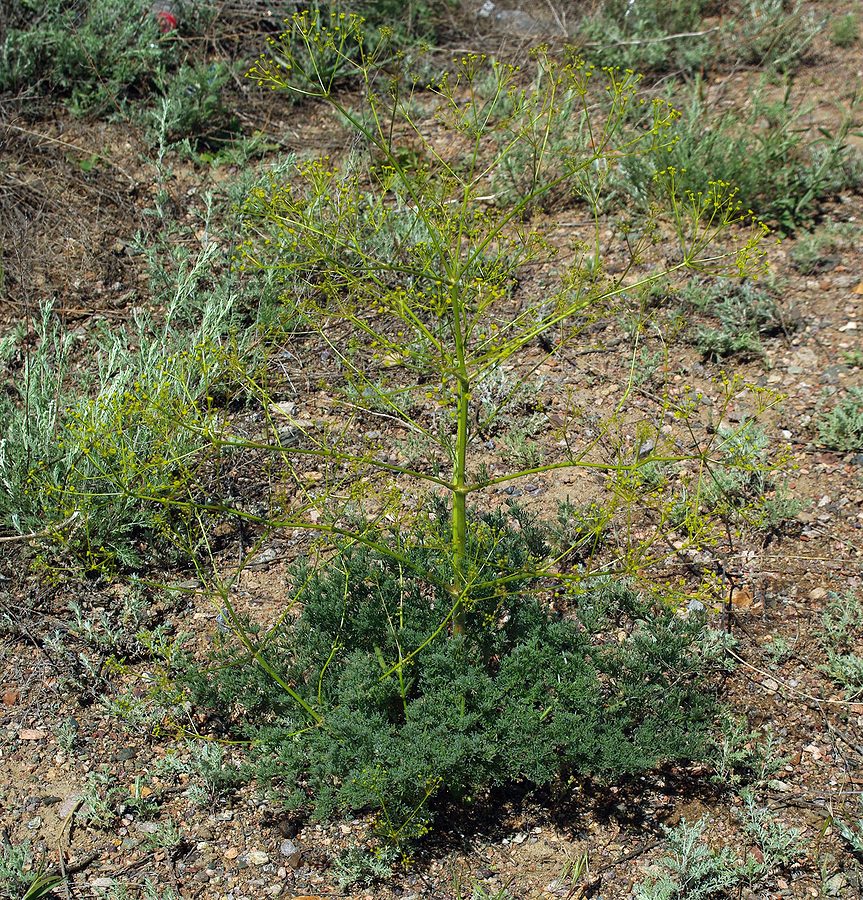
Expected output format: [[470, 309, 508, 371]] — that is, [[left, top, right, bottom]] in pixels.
[[414, 766, 728, 847]]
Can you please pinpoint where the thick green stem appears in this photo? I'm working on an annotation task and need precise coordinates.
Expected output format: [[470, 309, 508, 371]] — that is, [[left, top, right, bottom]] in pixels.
[[452, 373, 470, 635]]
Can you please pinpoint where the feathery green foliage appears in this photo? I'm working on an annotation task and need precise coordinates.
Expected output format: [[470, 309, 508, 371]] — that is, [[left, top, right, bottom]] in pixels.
[[182, 506, 719, 842], [818, 387, 863, 452]]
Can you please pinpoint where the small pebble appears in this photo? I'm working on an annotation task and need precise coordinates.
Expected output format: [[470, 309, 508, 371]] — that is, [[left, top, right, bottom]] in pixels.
[[279, 839, 302, 868]]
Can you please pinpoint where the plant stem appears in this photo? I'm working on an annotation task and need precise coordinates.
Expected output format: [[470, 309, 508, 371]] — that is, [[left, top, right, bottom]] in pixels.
[[452, 371, 470, 635]]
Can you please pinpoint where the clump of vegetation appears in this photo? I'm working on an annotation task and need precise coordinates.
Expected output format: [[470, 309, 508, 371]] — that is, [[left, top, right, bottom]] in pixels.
[[76, 767, 128, 829], [679, 279, 783, 361], [817, 388, 863, 452], [818, 590, 863, 698], [681, 423, 799, 533], [353, 0, 448, 40], [726, 0, 824, 72], [334, 844, 400, 889], [149, 60, 238, 146], [790, 220, 858, 274], [0, 839, 62, 900], [156, 741, 245, 807], [579, 0, 823, 77], [0, 135, 289, 574], [836, 795, 863, 858], [182, 508, 721, 843], [0, 0, 453, 123], [0, 290, 246, 573], [634, 818, 741, 900], [0, 0, 167, 114], [634, 799, 801, 900], [615, 82, 860, 231], [708, 713, 786, 787], [579, 0, 715, 75], [830, 11, 860, 47]]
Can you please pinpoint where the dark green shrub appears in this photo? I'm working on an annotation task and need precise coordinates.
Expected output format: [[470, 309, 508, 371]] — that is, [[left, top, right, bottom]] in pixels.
[[181, 506, 718, 844]]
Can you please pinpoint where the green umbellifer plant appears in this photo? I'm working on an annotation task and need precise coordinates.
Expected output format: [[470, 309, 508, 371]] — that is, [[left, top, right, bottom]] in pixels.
[[239, 9, 767, 624], [179, 10, 775, 844]]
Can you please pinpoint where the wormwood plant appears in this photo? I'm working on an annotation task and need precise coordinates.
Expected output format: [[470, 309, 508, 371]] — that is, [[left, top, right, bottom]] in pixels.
[[614, 79, 860, 231], [679, 277, 783, 361], [0, 136, 290, 573], [580, 0, 714, 75], [0, 284, 248, 573], [0, 0, 165, 115], [726, 0, 824, 73], [0, 839, 61, 900], [171, 11, 779, 844], [818, 590, 863, 698], [632, 798, 801, 900], [817, 387, 863, 452]]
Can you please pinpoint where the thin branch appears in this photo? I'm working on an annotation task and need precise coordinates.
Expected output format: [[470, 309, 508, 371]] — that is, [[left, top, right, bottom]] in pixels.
[[582, 26, 720, 49], [3, 122, 137, 185], [0, 511, 80, 545]]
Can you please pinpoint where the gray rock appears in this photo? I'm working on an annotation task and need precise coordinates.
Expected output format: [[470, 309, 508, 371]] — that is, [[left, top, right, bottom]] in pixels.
[[638, 439, 656, 458], [279, 839, 302, 868], [57, 795, 81, 819], [820, 365, 848, 384], [493, 9, 543, 33], [825, 872, 848, 896]]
